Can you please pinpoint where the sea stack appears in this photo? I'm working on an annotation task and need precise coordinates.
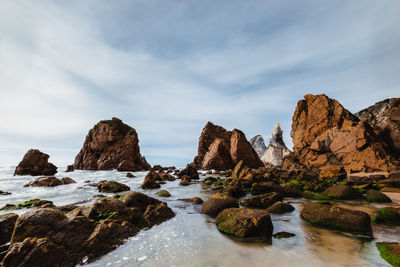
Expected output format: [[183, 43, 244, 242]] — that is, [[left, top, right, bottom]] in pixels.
[[193, 122, 263, 170], [249, 135, 266, 158], [14, 149, 57, 176], [261, 123, 291, 166], [74, 117, 151, 171], [290, 94, 398, 172]]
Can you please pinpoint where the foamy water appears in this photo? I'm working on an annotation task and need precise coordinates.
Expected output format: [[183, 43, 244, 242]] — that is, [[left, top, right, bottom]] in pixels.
[[0, 166, 398, 267]]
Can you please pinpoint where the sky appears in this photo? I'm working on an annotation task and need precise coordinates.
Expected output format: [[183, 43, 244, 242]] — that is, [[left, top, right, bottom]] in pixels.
[[0, 0, 399, 168]]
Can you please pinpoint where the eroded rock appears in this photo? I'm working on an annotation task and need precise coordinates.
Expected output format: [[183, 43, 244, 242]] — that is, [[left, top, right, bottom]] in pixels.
[[14, 149, 57, 176]]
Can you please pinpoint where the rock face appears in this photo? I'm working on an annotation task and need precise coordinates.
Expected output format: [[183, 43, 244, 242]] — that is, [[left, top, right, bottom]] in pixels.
[[290, 94, 397, 172], [14, 149, 57, 176], [260, 123, 291, 166], [194, 122, 263, 170], [301, 203, 372, 235], [356, 98, 400, 157], [249, 135, 266, 158], [74, 117, 151, 171]]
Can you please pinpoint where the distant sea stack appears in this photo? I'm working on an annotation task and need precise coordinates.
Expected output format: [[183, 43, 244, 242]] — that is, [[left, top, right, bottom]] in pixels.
[[193, 122, 263, 170], [74, 117, 151, 171], [261, 123, 291, 166], [290, 94, 398, 172], [14, 149, 57, 176], [249, 135, 266, 158]]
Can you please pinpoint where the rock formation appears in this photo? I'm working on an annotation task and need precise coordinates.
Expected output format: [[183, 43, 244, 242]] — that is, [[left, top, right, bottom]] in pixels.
[[355, 97, 400, 157], [14, 149, 57, 176], [249, 135, 266, 158], [193, 122, 263, 170], [290, 94, 397, 172], [74, 117, 151, 171], [260, 123, 291, 166]]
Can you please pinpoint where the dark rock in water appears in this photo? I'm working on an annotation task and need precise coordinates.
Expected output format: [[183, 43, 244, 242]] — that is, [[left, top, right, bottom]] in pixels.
[[141, 170, 161, 189], [376, 242, 400, 267], [273, 232, 296, 239], [220, 184, 245, 198], [66, 165, 74, 172], [0, 192, 174, 266], [24, 176, 76, 187], [97, 181, 130, 193], [14, 149, 57, 176], [203, 177, 217, 185], [73, 117, 151, 171], [193, 122, 263, 170], [179, 178, 191, 186], [177, 163, 199, 180], [201, 193, 239, 217], [1, 199, 53, 211], [152, 165, 163, 171], [0, 190, 11, 195], [251, 182, 277, 195], [321, 185, 361, 200], [239, 192, 283, 209], [0, 213, 18, 245], [126, 172, 136, 178], [156, 190, 171, 197], [388, 171, 400, 179], [216, 208, 273, 238], [266, 201, 295, 214], [366, 190, 392, 203], [178, 197, 204, 204], [378, 207, 400, 224], [301, 203, 372, 236]]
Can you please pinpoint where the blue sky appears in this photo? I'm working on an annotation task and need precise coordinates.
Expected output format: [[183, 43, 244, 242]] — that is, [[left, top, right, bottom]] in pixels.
[[1, 0, 399, 167]]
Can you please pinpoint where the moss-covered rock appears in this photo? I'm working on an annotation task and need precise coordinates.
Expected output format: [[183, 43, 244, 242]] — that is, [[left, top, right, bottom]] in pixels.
[[273, 231, 296, 239], [239, 192, 283, 209], [376, 242, 400, 267], [378, 207, 400, 224], [366, 190, 391, 203], [301, 203, 372, 236], [303, 190, 330, 200], [216, 208, 273, 238], [97, 181, 130, 193], [321, 185, 361, 200], [201, 193, 238, 217], [0, 199, 53, 211], [156, 190, 171, 197]]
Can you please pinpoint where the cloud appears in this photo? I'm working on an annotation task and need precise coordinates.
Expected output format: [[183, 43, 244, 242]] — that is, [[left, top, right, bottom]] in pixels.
[[0, 0, 399, 167]]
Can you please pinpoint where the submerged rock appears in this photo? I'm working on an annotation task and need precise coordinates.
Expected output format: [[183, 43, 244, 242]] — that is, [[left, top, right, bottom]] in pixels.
[[24, 176, 76, 187], [301, 203, 372, 236], [14, 149, 57, 176], [216, 208, 273, 238], [273, 232, 296, 239], [73, 117, 151, 171], [260, 123, 291, 166], [97, 181, 130, 193], [201, 193, 239, 217]]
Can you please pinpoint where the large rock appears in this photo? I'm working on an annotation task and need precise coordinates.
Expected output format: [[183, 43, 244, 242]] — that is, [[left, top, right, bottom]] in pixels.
[[365, 190, 391, 203], [260, 123, 291, 166], [73, 117, 151, 171], [290, 94, 397, 172], [97, 180, 130, 193], [249, 135, 267, 158], [301, 203, 372, 235], [201, 193, 239, 217], [14, 149, 57, 176], [239, 192, 283, 209], [24, 176, 76, 187], [0, 213, 18, 245], [356, 98, 400, 157], [321, 185, 361, 200], [216, 208, 273, 238], [193, 122, 263, 170]]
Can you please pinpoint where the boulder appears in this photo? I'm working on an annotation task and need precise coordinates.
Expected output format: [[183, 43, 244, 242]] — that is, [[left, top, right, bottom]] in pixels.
[[260, 123, 291, 166], [376, 242, 400, 267], [365, 190, 391, 203], [88, 197, 135, 222], [97, 181, 130, 193], [177, 163, 199, 180], [179, 176, 191, 186], [73, 117, 151, 171], [301, 203, 372, 235], [14, 149, 57, 176], [290, 94, 397, 172], [216, 208, 273, 238], [156, 190, 171, 197], [24, 176, 76, 187], [239, 192, 283, 209], [249, 135, 267, 158], [1, 199, 53, 211], [141, 170, 161, 189], [321, 185, 361, 200], [0, 214, 18, 245], [193, 122, 263, 170], [126, 172, 136, 178], [201, 193, 239, 217], [266, 201, 295, 214], [66, 165, 74, 172], [378, 207, 400, 224]]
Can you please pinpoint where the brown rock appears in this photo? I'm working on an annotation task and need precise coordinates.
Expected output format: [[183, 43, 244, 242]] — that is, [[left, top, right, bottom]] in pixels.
[[73, 117, 150, 171], [177, 163, 199, 180], [66, 165, 74, 172], [321, 185, 361, 200], [291, 94, 397, 172], [24, 176, 76, 187], [178, 197, 204, 204], [0, 214, 18, 245], [266, 201, 295, 214], [14, 149, 57, 176], [201, 193, 239, 217], [193, 122, 263, 170], [97, 180, 130, 193], [239, 192, 283, 209], [141, 170, 162, 189]]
